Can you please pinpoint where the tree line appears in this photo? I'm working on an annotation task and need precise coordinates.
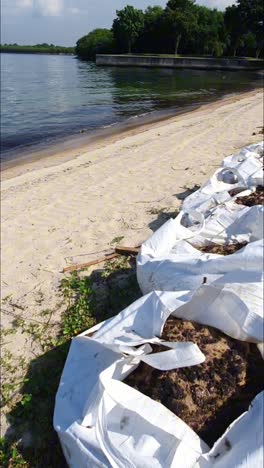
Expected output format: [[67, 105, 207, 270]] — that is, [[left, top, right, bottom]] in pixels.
[[76, 0, 264, 60], [0, 44, 75, 55]]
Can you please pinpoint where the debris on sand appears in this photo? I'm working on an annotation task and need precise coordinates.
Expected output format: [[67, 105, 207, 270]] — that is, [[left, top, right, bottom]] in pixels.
[[234, 186, 264, 207]]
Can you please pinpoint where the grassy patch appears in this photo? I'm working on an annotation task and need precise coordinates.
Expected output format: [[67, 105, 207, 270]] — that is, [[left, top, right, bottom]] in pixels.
[[110, 235, 124, 245], [1, 255, 141, 467], [0, 438, 27, 467], [59, 274, 96, 338]]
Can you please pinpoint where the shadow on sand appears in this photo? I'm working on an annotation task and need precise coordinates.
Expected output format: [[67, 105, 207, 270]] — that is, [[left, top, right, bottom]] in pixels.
[[3, 259, 142, 467]]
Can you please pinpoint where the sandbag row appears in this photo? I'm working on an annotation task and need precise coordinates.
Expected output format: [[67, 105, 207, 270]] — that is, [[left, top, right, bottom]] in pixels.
[[137, 142, 264, 343], [54, 142, 264, 467]]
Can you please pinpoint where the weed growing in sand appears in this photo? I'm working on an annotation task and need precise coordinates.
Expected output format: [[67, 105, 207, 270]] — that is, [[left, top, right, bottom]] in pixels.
[[110, 235, 124, 245], [101, 255, 131, 278], [11, 313, 58, 353], [0, 350, 28, 408], [1, 255, 141, 467], [0, 438, 27, 467], [60, 273, 96, 338], [147, 207, 166, 215]]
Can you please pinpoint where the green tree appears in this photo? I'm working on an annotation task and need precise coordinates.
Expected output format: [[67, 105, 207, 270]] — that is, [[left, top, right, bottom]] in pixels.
[[76, 29, 115, 60], [112, 5, 144, 53], [137, 6, 165, 53], [224, 4, 245, 56], [165, 0, 197, 55], [225, 0, 263, 57], [239, 0, 264, 57], [193, 6, 226, 56]]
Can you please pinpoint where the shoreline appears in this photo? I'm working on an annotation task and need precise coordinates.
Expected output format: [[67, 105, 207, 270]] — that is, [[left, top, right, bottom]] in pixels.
[[1, 88, 261, 181]]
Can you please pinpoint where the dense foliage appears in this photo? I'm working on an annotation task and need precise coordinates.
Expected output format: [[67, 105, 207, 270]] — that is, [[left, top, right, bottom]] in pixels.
[[225, 0, 264, 57], [0, 43, 74, 54], [76, 29, 115, 60], [165, 0, 198, 55], [112, 5, 144, 53], [76, 0, 263, 60]]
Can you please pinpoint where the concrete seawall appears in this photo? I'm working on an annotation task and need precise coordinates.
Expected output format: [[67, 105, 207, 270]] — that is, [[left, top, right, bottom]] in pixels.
[[96, 54, 263, 71]]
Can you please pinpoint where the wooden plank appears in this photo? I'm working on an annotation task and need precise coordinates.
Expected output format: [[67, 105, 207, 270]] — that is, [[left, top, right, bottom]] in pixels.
[[115, 246, 140, 255], [62, 245, 140, 273], [63, 253, 118, 273]]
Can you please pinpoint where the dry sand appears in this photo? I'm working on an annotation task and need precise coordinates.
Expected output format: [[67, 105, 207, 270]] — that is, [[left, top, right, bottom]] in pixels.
[[1, 90, 263, 362]]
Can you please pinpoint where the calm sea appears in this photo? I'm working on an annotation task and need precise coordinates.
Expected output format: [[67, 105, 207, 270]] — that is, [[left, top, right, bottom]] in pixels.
[[1, 53, 262, 162]]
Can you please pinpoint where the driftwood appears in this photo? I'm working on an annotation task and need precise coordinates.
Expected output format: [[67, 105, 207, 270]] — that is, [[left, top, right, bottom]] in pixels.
[[62, 246, 140, 273], [115, 246, 140, 255], [63, 253, 118, 273]]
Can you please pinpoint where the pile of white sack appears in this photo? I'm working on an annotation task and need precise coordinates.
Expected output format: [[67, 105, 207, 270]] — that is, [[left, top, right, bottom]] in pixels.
[[54, 142, 264, 467]]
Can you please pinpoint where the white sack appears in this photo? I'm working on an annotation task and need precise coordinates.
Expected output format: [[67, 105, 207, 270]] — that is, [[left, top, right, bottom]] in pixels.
[[138, 240, 263, 342], [54, 291, 207, 468], [137, 143, 263, 341], [182, 142, 263, 214], [199, 391, 264, 468], [222, 141, 264, 168], [188, 203, 263, 246], [54, 292, 263, 467], [152, 203, 263, 248]]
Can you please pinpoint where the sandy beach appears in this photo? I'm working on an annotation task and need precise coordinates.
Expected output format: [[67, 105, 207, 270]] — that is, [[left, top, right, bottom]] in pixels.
[[1, 90, 263, 362]]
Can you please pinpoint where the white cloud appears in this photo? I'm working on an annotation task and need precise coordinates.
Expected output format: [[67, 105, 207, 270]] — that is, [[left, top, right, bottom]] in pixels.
[[6, 0, 64, 16], [197, 0, 235, 10], [34, 0, 64, 16], [18, 0, 33, 8]]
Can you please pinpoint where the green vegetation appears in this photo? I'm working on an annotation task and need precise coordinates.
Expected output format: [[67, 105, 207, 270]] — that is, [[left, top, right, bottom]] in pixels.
[[165, 0, 198, 56], [76, 29, 114, 60], [76, 0, 264, 60], [0, 255, 141, 467], [0, 438, 27, 467], [110, 235, 125, 245], [113, 5, 145, 54], [225, 0, 264, 58], [0, 44, 74, 55]]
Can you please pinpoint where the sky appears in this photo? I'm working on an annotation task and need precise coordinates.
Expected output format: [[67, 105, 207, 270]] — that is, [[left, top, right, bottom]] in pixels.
[[2, 0, 235, 46]]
